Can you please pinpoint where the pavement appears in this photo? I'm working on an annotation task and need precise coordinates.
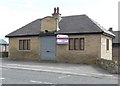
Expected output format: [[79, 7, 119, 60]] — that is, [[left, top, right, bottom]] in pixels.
[[0, 58, 118, 79]]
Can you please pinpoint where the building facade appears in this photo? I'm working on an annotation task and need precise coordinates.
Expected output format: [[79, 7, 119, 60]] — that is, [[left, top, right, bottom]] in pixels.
[[5, 7, 115, 64]]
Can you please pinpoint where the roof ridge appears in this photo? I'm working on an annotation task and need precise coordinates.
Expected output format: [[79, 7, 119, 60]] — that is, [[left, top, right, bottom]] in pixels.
[[87, 16, 115, 36], [61, 14, 87, 18], [86, 16, 103, 32]]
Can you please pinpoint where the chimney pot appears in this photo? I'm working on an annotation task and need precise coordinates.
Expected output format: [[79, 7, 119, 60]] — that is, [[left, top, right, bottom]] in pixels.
[[57, 7, 59, 13], [108, 27, 113, 31], [54, 7, 56, 14]]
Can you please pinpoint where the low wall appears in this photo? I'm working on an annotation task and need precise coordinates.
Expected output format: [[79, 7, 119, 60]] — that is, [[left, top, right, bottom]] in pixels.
[[0, 52, 8, 57], [96, 59, 119, 74]]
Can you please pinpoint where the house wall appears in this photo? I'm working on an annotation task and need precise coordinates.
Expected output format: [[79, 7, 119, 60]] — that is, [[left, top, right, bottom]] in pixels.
[[41, 16, 56, 32], [101, 35, 112, 60], [56, 34, 101, 64], [8, 36, 40, 61], [112, 43, 120, 61]]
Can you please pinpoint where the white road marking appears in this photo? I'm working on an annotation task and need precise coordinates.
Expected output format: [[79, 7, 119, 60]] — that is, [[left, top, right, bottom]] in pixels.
[[6, 64, 65, 70], [58, 75, 71, 78], [30, 80, 53, 84], [0, 78, 5, 80], [43, 82, 53, 84], [90, 73, 113, 77], [30, 80, 42, 84]]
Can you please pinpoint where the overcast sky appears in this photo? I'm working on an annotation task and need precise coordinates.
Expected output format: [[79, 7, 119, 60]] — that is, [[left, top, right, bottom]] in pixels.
[[0, 0, 119, 41]]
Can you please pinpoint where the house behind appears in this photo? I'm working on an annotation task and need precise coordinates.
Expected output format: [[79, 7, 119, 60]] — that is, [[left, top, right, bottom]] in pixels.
[[108, 28, 120, 61]]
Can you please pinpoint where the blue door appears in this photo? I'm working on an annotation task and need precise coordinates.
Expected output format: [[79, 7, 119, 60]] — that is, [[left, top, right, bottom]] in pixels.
[[40, 36, 56, 61]]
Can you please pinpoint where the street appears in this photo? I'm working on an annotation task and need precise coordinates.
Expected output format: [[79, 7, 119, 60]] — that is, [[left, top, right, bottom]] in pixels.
[[1, 67, 118, 84], [0, 58, 119, 84]]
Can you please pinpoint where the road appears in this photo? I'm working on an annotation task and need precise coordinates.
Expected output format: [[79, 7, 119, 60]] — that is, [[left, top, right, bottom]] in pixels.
[[0, 58, 119, 84], [1, 67, 118, 84]]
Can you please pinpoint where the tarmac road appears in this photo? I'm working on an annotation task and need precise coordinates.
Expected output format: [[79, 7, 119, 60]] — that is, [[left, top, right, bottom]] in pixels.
[[0, 58, 119, 84]]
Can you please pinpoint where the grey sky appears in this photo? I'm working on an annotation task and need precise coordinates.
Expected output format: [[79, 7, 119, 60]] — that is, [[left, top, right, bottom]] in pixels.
[[0, 0, 119, 41]]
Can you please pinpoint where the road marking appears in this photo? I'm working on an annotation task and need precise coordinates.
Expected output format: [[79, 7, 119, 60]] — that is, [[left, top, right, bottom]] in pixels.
[[30, 80, 42, 84], [43, 82, 53, 84], [90, 73, 113, 77], [0, 78, 5, 80], [30, 80, 53, 84], [6, 64, 65, 70], [58, 75, 71, 78]]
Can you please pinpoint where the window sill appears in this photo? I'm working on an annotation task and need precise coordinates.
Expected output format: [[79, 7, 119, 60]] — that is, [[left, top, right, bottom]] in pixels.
[[18, 50, 31, 52]]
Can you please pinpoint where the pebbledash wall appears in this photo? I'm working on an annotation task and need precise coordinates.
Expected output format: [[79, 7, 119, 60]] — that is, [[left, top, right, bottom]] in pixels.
[[57, 34, 112, 64], [8, 36, 40, 61], [100, 35, 112, 60]]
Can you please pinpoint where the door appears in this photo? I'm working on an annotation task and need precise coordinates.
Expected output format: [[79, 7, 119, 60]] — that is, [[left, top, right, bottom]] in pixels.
[[40, 36, 56, 61]]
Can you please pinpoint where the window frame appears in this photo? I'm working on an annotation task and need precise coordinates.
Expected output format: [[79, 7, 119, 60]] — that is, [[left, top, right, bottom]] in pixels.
[[69, 38, 74, 50], [19, 39, 30, 51], [106, 39, 109, 51], [74, 38, 79, 50], [80, 38, 84, 50], [69, 38, 85, 50]]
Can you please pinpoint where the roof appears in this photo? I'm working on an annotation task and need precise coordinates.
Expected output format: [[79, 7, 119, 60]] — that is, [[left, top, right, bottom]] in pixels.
[[112, 31, 120, 43], [58, 15, 115, 37], [0, 39, 8, 45], [5, 14, 114, 38], [5, 19, 41, 37]]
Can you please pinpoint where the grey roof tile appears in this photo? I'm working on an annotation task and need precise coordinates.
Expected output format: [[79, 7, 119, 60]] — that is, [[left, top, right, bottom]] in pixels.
[[112, 31, 120, 43], [5, 19, 41, 37], [58, 15, 115, 37], [5, 14, 114, 37]]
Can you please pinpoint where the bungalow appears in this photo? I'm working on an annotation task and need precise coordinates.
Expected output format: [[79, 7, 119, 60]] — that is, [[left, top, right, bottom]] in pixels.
[[5, 7, 115, 64]]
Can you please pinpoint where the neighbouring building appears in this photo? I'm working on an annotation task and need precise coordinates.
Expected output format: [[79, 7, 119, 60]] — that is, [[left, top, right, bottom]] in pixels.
[[0, 39, 8, 57], [5, 7, 115, 64], [109, 28, 120, 61]]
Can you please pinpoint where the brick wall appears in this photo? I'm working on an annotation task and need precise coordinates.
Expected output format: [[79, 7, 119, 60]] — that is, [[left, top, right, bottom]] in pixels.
[[57, 34, 101, 64], [8, 36, 40, 61]]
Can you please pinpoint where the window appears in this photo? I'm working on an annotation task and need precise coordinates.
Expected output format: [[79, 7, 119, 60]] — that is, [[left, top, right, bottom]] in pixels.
[[69, 38, 74, 50], [106, 39, 109, 50], [69, 38, 84, 50], [74, 38, 79, 50], [19, 39, 30, 50], [80, 38, 84, 50]]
